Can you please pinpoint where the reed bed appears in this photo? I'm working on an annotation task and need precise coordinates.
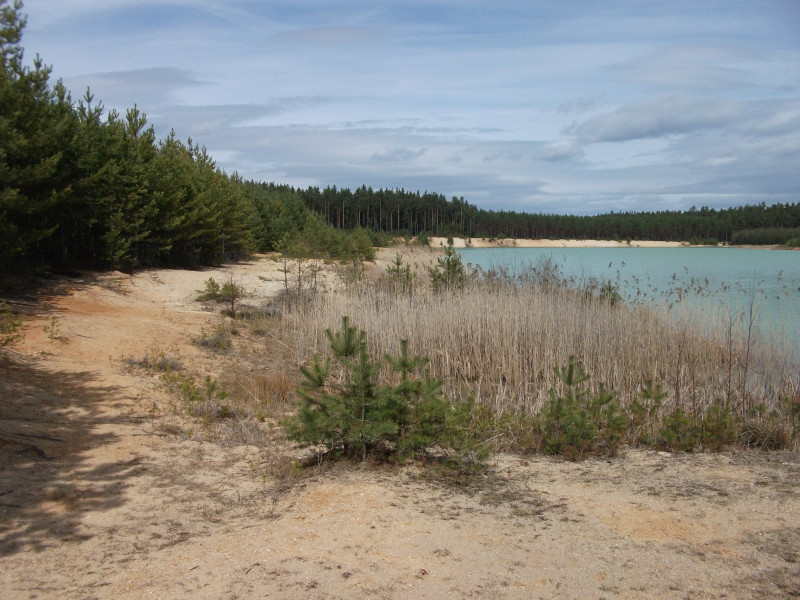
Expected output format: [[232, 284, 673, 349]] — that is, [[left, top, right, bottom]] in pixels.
[[277, 252, 798, 429]]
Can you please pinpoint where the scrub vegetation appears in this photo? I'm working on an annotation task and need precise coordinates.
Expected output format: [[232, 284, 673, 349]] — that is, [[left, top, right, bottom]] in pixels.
[[3, 0, 798, 462], [263, 249, 799, 460]]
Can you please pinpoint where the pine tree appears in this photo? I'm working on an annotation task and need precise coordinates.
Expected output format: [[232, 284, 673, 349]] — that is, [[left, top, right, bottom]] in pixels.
[[0, 0, 73, 270], [286, 317, 455, 461]]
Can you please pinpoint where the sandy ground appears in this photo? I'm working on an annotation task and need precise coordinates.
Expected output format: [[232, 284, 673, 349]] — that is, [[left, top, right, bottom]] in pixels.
[[1, 255, 799, 600]]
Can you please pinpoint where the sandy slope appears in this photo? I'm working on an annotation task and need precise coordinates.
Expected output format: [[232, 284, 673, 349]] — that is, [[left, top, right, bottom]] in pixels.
[[1, 256, 798, 600]]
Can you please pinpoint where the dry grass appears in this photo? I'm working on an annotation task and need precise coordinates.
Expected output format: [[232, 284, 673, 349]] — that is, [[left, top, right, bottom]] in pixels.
[[276, 247, 798, 428]]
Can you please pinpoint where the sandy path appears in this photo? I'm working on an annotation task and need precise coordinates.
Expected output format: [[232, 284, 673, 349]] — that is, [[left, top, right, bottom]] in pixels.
[[1, 256, 798, 599]]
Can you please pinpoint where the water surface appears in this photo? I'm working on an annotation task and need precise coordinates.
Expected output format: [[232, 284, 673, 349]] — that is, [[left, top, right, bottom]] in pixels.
[[459, 246, 800, 342]]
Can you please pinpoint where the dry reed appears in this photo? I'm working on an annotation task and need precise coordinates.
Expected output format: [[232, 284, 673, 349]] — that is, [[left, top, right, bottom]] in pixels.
[[277, 249, 798, 425]]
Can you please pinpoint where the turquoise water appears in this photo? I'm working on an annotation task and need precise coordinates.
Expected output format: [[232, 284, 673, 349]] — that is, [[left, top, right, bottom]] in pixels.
[[458, 247, 800, 342]]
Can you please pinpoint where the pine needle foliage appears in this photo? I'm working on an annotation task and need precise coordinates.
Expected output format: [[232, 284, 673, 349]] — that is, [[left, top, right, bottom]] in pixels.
[[536, 356, 628, 460], [286, 316, 460, 461], [0, 300, 22, 348], [428, 246, 466, 292]]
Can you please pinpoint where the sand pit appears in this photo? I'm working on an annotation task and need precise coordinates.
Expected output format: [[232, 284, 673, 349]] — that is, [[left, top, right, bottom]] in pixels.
[[1, 256, 797, 599]]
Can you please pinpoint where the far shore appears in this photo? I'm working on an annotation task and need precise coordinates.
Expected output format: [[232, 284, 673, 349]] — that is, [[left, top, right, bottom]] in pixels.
[[429, 236, 687, 249], [426, 237, 789, 249]]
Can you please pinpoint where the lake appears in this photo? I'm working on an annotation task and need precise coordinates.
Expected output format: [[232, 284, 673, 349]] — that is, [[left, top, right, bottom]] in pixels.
[[458, 246, 800, 343]]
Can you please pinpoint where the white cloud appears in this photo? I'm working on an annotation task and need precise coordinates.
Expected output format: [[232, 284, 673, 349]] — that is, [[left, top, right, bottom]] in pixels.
[[16, 0, 800, 215], [568, 96, 743, 143], [538, 140, 584, 162]]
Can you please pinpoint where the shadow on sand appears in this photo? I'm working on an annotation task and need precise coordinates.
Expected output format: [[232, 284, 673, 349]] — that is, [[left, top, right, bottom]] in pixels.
[[0, 351, 146, 556]]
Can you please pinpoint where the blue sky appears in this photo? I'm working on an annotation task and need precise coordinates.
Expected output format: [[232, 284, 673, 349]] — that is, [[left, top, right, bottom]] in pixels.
[[22, 0, 800, 214]]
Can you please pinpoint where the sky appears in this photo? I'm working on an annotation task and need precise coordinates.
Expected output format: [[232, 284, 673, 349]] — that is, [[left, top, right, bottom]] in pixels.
[[20, 0, 800, 215]]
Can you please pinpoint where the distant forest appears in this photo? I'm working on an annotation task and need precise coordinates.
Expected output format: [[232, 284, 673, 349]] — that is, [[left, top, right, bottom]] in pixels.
[[295, 186, 800, 245], [2, 1, 798, 276]]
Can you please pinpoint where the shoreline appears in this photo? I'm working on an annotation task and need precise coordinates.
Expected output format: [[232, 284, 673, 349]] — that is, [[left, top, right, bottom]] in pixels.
[[427, 237, 788, 249], [429, 236, 687, 249]]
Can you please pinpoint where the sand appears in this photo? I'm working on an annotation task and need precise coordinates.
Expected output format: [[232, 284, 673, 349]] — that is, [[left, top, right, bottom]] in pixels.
[[1, 255, 798, 599]]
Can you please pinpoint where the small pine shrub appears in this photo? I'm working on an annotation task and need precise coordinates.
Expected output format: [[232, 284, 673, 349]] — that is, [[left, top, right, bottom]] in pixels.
[[197, 276, 246, 317], [659, 407, 698, 452], [196, 323, 232, 352], [197, 277, 221, 301], [0, 301, 23, 348], [429, 246, 466, 292], [219, 280, 245, 318], [285, 316, 475, 462], [42, 316, 62, 342], [385, 254, 414, 295], [599, 281, 623, 306], [181, 375, 233, 421], [535, 356, 628, 460], [628, 379, 667, 446], [698, 399, 737, 451], [785, 395, 800, 446]]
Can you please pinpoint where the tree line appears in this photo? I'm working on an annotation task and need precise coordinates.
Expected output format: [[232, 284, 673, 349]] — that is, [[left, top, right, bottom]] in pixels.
[[296, 185, 800, 244], [1, 1, 372, 276], [2, 0, 797, 278]]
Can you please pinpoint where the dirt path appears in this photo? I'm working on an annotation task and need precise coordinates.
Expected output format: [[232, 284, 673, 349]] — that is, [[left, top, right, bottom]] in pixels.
[[1, 257, 798, 599]]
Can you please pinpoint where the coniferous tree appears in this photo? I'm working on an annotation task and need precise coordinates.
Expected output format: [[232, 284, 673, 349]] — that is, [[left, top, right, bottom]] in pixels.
[[0, 0, 72, 269]]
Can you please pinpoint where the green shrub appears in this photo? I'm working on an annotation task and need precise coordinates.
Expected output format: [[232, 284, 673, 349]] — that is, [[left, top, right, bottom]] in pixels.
[[698, 400, 737, 450], [196, 275, 246, 317], [219, 279, 245, 317], [196, 323, 232, 352], [0, 301, 23, 348], [285, 316, 472, 462], [385, 254, 414, 295], [628, 379, 667, 446], [180, 375, 233, 422], [659, 407, 698, 452], [535, 356, 628, 460], [42, 315, 62, 342], [599, 281, 623, 306], [197, 277, 221, 301], [429, 246, 466, 292]]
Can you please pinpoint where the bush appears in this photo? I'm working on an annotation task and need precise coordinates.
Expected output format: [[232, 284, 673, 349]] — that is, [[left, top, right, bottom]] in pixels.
[[0, 301, 23, 348], [196, 277, 221, 301], [659, 407, 698, 452], [689, 237, 719, 246], [196, 323, 233, 352], [285, 316, 472, 461], [698, 400, 737, 450], [180, 375, 234, 422], [628, 379, 667, 446], [125, 350, 183, 372], [534, 356, 628, 460], [384, 254, 415, 295], [429, 246, 466, 292], [739, 405, 792, 450]]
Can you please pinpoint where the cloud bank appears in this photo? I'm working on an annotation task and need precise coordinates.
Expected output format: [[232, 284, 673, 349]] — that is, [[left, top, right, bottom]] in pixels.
[[21, 0, 800, 214]]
